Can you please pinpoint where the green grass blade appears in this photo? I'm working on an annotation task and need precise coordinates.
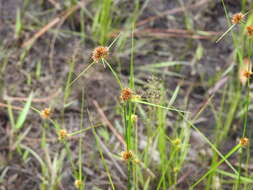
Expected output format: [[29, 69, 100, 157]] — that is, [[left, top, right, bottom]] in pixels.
[[216, 169, 253, 183], [12, 126, 31, 150], [15, 8, 22, 38], [168, 85, 180, 106], [138, 61, 188, 69], [15, 92, 33, 130], [191, 144, 240, 189], [133, 100, 186, 113]]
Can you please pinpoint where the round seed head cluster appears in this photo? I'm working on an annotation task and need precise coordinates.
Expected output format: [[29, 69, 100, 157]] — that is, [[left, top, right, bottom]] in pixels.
[[92, 46, 109, 62], [120, 88, 132, 101], [131, 114, 138, 123], [239, 58, 252, 85], [231, 13, 244, 24], [242, 70, 252, 79], [74, 180, 82, 188], [58, 129, 68, 141], [120, 151, 133, 161], [172, 138, 181, 146], [40, 108, 52, 119], [247, 25, 253, 36], [240, 137, 249, 147]]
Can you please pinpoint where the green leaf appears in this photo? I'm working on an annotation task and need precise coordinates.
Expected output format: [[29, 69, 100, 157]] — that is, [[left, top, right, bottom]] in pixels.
[[15, 92, 33, 130], [168, 85, 180, 106], [138, 61, 188, 69], [195, 43, 203, 61], [15, 8, 22, 38], [98, 128, 110, 142]]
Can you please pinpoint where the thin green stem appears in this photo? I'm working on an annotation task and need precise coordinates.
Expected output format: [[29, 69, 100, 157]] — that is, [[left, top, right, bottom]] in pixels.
[[127, 160, 131, 190], [108, 32, 121, 49], [104, 59, 123, 89], [123, 101, 133, 190], [123, 103, 128, 149], [191, 144, 241, 189], [89, 112, 115, 190], [67, 61, 96, 89], [237, 148, 244, 190], [127, 102, 133, 149], [69, 123, 102, 136], [133, 100, 186, 113], [129, 25, 135, 89], [237, 65, 251, 189], [136, 100, 238, 175], [63, 141, 78, 176]]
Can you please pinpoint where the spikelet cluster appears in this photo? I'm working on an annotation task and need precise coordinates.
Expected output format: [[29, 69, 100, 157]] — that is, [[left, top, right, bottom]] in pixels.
[[247, 25, 253, 36], [131, 114, 138, 123], [239, 137, 249, 147], [40, 108, 52, 119], [217, 12, 247, 42], [120, 88, 133, 101], [239, 58, 252, 85], [172, 138, 181, 146], [74, 180, 82, 188], [92, 46, 109, 62], [120, 150, 141, 164], [58, 129, 69, 141], [120, 150, 134, 161], [231, 13, 244, 24]]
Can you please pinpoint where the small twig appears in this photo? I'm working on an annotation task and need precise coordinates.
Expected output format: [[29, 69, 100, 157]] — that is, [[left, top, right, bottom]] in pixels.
[[137, 0, 210, 27], [97, 135, 127, 179], [93, 100, 156, 179], [22, 0, 89, 48], [92, 100, 126, 147], [110, 28, 219, 40], [3, 89, 60, 103], [134, 29, 219, 40], [22, 17, 60, 48], [0, 102, 22, 110], [207, 76, 228, 95], [47, 0, 61, 10], [0, 88, 59, 113], [138, 28, 219, 35], [191, 76, 228, 120], [168, 169, 193, 190]]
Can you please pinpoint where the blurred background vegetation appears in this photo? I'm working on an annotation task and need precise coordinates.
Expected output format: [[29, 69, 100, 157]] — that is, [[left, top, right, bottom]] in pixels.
[[1, 0, 253, 189]]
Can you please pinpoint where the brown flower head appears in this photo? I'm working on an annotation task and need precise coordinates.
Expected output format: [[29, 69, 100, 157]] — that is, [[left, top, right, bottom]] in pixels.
[[74, 180, 82, 188], [232, 13, 244, 24], [239, 137, 249, 147], [40, 108, 52, 119], [92, 46, 109, 62], [120, 88, 133, 101], [58, 129, 69, 141], [239, 58, 252, 85], [120, 150, 133, 161], [247, 25, 253, 36], [242, 70, 252, 78]]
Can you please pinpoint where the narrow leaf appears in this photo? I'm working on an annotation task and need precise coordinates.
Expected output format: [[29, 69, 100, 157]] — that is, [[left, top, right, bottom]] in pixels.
[[16, 92, 33, 130]]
